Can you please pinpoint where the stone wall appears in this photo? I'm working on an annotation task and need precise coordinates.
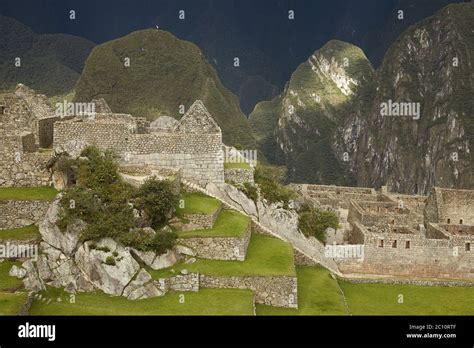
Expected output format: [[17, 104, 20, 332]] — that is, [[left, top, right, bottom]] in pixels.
[[177, 223, 251, 261], [224, 168, 255, 185], [347, 200, 423, 227], [200, 275, 298, 308], [340, 222, 474, 280], [0, 135, 52, 187], [53, 119, 225, 186], [155, 273, 200, 293], [180, 205, 222, 231], [0, 200, 50, 230], [425, 187, 474, 225]]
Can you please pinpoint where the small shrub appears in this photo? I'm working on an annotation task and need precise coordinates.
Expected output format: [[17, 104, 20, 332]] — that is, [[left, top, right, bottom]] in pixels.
[[104, 256, 116, 266], [241, 182, 258, 203], [77, 147, 120, 190], [112, 251, 119, 257], [254, 164, 296, 208]]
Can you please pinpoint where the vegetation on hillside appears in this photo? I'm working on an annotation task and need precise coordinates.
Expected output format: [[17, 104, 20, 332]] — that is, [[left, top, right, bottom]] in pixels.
[[0, 15, 94, 96], [74, 29, 256, 148], [249, 40, 374, 185], [57, 146, 177, 254]]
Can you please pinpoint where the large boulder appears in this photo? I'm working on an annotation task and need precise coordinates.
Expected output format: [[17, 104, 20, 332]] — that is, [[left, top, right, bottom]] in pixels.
[[122, 268, 164, 300], [132, 248, 179, 271], [75, 238, 140, 296], [39, 198, 83, 256]]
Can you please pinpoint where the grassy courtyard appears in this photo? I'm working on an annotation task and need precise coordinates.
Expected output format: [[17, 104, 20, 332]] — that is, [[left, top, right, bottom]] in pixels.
[[0, 260, 24, 292], [176, 192, 221, 215], [340, 280, 474, 315], [0, 225, 41, 242], [257, 265, 474, 316], [29, 287, 254, 315], [0, 186, 58, 201], [0, 292, 28, 315], [151, 233, 296, 278], [178, 210, 250, 238]]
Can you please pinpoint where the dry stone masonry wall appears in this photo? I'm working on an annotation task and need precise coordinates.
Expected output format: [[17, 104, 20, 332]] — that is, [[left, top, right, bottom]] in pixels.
[[177, 223, 252, 261], [0, 200, 50, 230]]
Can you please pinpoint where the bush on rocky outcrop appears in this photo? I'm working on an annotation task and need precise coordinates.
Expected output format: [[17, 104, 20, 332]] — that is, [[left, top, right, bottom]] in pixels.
[[297, 205, 339, 243], [58, 146, 177, 253], [135, 178, 179, 229], [254, 164, 296, 208]]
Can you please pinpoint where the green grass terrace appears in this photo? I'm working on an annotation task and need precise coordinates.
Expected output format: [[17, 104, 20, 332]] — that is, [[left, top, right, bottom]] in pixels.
[[29, 287, 255, 315], [176, 192, 221, 215], [0, 225, 41, 242], [224, 162, 251, 170], [150, 233, 296, 278], [178, 210, 250, 238], [0, 186, 58, 201]]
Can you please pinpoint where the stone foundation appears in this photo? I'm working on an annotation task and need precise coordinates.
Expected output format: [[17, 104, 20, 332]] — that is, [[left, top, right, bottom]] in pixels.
[[200, 274, 298, 308], [0, 200, 51, 230], [180, 205, 222, 231], [177, 223, 251, 261]]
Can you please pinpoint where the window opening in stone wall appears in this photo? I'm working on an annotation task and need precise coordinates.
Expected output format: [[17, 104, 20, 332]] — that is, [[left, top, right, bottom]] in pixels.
[[466, 243, 471, 252], [447, 218, 450, 224], [460, 219, 463, 225], [392, 240, 397, 248], [379, 239, 384, 248], [405, 241, 411, 249]]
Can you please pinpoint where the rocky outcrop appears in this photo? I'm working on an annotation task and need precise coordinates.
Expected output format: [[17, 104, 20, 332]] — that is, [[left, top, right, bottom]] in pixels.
[[75, 239, 140, 295], [38, 198, 83, 256], [17, 199, 181, 300]]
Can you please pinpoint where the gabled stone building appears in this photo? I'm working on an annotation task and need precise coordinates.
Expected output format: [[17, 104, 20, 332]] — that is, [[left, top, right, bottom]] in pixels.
[[53, 100, 226, 186]]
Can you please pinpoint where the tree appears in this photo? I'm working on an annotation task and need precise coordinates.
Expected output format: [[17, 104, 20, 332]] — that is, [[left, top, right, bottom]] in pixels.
[[135, 177, 178, 228], [298, 207, 339, 243]]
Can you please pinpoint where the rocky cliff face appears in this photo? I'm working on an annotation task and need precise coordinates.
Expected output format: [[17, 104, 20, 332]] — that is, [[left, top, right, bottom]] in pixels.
[[250, 40, 374, 183], [334, 3, 473, 194]]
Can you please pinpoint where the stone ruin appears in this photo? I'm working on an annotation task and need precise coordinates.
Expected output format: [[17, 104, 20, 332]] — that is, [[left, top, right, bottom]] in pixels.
[[0, 83, 254, 188]]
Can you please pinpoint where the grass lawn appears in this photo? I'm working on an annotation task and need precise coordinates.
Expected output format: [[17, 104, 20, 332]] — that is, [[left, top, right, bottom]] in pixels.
[[0, 292, 28, 315], [29, 287, 255, 315], [177, 192, 221, 215], [0, 225, 40, 241], [0, 260, 24, 292], [256, 266, 347, 316], [151, 233, 295, 278], [0, 186, 58, 201], [224, 162, 251, 170], [340, 280, 474, 315], [178, 210, 250, 238]]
